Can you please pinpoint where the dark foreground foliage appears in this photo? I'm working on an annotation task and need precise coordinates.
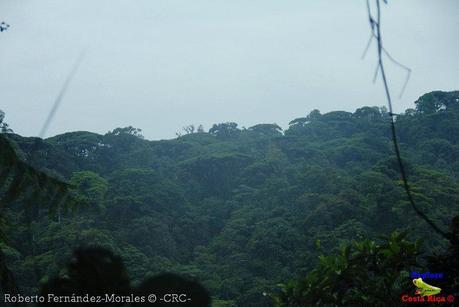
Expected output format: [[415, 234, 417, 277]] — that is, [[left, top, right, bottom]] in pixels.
[[272, 231, 421, 306]]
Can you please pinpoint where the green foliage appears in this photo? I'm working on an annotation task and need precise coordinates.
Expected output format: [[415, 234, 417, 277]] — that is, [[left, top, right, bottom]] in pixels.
[[209, 122, 240, 139], [0, 111, 76, 294], [415, 91, 459, 114], [70, 171, 108, 211], [107, 126, 144, 139], [0, 110, 13, 133], [1, 91, 459, 304], [0, 134, 74, 214], [271, 231, 422, 307], [248, 124, 283, 136]]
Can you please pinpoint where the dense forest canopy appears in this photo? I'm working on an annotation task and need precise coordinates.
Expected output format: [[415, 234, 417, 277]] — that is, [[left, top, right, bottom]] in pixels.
[[1, 90, 459, 306]]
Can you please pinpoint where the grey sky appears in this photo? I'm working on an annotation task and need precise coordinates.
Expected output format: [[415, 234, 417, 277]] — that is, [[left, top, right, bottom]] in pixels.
[[0, 0, 458, 140]]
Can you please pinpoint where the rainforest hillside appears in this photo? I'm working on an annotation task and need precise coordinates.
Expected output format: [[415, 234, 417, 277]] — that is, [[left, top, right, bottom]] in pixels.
[[2, 90, 459, 306]]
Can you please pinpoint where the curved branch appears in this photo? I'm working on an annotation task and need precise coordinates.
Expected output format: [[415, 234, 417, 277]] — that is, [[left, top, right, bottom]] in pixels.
[[368, 0, 452, 243]]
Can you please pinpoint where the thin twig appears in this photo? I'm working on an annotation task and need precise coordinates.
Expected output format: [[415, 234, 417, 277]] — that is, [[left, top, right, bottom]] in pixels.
[[39, 50, 86, 138], [364, 1, 411, 98], [361, 32, 374, 60], [369, 0, 451, 242], [373, 62, 380, 83]]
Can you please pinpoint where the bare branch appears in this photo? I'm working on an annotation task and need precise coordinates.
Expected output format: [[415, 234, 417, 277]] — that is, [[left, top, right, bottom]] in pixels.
[[367, 0, 452, 242]]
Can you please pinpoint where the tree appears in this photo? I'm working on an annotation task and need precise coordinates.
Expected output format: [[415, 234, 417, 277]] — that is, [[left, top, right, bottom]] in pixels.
[[307, 109, 322, 121], [107, 126, 144, 139], [415, 91, 459, 115], [0, 22, 9, 32], [353, 106, 381, 121], [0, 110, 13, 133], [209, 123, 240, 138], [0, 112, 75, 295], [288, 110, 321, 129], [271, 231, 422, 307], [248, 124, 282, 136], [183, 125, 196, 135], [70, 171, 108, 211]]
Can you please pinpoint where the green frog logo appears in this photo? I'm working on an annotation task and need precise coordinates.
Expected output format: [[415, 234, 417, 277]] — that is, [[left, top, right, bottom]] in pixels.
[[413, 278, 441, 297]]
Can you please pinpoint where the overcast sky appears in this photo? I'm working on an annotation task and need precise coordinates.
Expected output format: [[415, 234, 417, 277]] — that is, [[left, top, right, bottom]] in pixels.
[[0, 0, 458, 140]]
